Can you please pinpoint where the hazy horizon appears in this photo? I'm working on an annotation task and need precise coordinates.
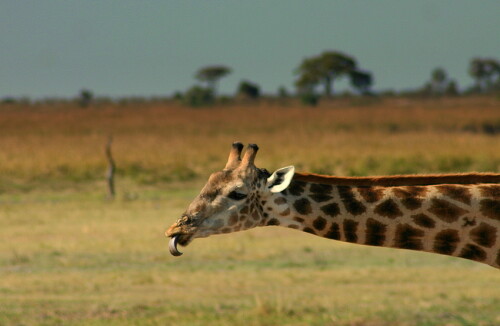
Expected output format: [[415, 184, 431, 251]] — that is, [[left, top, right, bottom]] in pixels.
[[1, 1, 499, 98]]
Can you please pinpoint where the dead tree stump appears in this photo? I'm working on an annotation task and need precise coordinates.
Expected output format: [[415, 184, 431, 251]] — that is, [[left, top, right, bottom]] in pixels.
[[105, 136, 116, 199]]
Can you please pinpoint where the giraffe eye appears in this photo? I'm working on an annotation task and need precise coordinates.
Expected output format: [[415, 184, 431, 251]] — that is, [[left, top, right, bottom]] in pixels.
[[227, 191, 247, 201]]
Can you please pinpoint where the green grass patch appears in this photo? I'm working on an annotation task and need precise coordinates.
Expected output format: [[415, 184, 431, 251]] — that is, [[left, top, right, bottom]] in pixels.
[[1, 192, 499, 326]]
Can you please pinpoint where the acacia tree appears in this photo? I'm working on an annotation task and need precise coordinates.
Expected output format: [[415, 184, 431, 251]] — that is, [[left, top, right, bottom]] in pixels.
[[195, 65, 231, 96], [469, 58, 500, 92], [295, 51, 357, 97]]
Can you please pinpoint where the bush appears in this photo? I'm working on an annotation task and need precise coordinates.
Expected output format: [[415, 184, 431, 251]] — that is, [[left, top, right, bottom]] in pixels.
[[300, 93, 319, 106], [172, 91, 183, 101], [79, 89, 93, 107], [278, 86, 289, 98], [183, 86, 214, 107], [237, 81, 260, 99]]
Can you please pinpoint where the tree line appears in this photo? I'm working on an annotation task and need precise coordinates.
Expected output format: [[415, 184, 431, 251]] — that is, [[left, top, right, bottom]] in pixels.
[[2, 50, 499, 107], [178, 51, 500, 106]]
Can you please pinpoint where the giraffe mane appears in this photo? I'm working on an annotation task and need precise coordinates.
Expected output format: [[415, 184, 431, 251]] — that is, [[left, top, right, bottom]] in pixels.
[[293, 172, 500, 187]]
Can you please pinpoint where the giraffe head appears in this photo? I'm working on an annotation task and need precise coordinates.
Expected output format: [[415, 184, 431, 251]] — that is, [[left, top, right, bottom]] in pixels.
[[165, 142, 295, 256]]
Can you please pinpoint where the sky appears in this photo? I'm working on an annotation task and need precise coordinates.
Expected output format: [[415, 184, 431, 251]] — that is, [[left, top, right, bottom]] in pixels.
[[1, 1, 499, 98]]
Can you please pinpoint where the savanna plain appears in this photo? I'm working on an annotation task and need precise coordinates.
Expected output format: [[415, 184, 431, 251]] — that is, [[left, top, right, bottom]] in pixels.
[[1, 97, 499, 326]]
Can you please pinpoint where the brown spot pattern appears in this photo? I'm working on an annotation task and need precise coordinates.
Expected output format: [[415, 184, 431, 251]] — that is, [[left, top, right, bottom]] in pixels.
[[228, 213, 239, 226], [393, 188, 424, 210], [401, 197, 423, 210], [310, 183, 333, 194], [411, 213, 436, 228], [310, 194, 333, 202], [365, 218, 387, 246], [462, 217, 476, 227], [313, 216, 327, 231], [320, 203, 340, 217], [374, 199, 403, 219], [394, 224, 424, 250], [337, 186, 366, 216], [343, 220, 359, 243], [428, 199, 468, 223], [479, 185, 500, 199], [404, 186, 428, 197], [267, 218, 280, 226], [288, 181, 307, 196], [324, 223, 340, 240], [433, 229, 460, 255], [480, 199, 500, 221], [294, 216, 304, 223], [293, 198, 312, 215], [459, 244, 487, 262], [357, 187, 384, 203], [274, 197, 287, 205], [303, 227, 316, 235], [437, 185, 472, 205], [279, 208, 290, 216], [470, 223, 497, 248]]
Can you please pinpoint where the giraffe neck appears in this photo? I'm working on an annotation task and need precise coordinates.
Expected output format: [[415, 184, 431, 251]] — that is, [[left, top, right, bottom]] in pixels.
[[265, 177, 500, 269]]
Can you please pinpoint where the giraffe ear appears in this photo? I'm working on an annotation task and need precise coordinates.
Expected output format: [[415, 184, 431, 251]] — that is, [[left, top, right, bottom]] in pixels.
[[266, 166, 295, 193]]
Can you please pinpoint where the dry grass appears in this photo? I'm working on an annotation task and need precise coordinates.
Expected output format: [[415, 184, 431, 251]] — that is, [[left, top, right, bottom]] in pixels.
[[1, 96, 499, 194]]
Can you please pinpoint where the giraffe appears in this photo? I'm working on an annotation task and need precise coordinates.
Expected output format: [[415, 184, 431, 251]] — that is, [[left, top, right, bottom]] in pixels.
[[166, 143, 500, 269]]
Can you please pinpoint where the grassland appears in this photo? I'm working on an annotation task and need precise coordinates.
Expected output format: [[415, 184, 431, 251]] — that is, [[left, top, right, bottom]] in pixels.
[[1, 96, 499, 194], [0, 96, 499, 325]]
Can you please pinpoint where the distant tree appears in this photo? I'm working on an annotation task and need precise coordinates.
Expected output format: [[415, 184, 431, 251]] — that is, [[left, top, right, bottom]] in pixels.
[[349, 70, 373, 95], [493, 76, 500, 94], [295, 71, 319, 97], [195, 65, 231, 96], [444, 80, 459, 96], [420, 67, 459, 97], [172, 91, 183, 101], [420, 82, 433, 97], [183, 86, 214, 107], [1, 97, 17, 104], [277, 86, 289, 98], [295, 51, 357, 97], [79, 89, 93, 107], [431, 67, 448, 94], [469, 59, 485, 91], [237, 80, 260, 99], [469, 58, 500, 92]]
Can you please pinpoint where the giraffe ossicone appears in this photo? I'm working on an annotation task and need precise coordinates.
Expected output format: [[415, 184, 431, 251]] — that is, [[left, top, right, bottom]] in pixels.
[[166, 142, 500, 269]]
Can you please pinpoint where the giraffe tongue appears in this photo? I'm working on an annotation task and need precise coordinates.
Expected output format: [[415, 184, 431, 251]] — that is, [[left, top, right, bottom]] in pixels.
[[169, 235, 183, 256]]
